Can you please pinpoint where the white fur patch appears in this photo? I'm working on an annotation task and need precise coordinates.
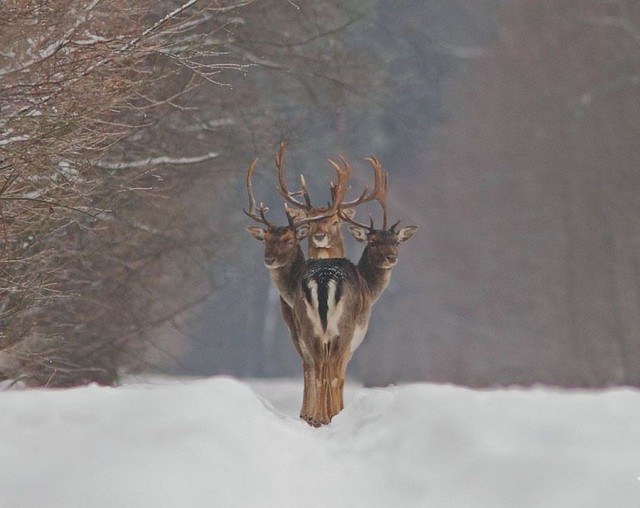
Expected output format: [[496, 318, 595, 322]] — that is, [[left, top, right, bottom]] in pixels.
[[325, 280, 344, 343], [303, 280, 324, 338], [312, 236, 330, 249], [350, 322, 368, 353]]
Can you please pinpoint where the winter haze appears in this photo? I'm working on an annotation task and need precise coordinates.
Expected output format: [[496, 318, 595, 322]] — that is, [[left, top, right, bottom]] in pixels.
[[2, 1, 640, 507]]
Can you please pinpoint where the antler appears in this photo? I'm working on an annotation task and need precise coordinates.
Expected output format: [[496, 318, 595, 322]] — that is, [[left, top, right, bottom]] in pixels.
[[339, 156, 392, 231], [276, 142, 312, 209], [287, 155, 352, 227], [272, 145, 391, 230], [242, 158, 274, 227], [333, 155, 387, 213]]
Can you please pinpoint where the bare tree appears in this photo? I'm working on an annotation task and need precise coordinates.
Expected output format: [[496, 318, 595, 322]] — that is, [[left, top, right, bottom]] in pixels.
[[0, 0, 253, 385], [1, 0, 370, 386]]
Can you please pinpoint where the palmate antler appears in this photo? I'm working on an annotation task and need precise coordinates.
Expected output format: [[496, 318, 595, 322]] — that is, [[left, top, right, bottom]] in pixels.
[[244, 148, 351, 229], [286, 155, 350, 227], [276, 142, 388, 223], [338, 156, 401, 231], [274, 143, 353, 228]]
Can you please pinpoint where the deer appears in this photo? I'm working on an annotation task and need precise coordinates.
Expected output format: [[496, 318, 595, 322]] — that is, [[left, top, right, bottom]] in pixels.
[[275, 142, 367, 259], [270, 144, 388, 421], [342, 157, 419, 310], [244, 155, 352, 424], [289, 156, 418, 425], [245, 152, 417, 426]]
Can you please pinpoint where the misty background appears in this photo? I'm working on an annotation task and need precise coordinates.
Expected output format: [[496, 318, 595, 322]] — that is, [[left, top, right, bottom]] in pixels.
[[176, 0, 640, 388], [2, 0, 639, 388]]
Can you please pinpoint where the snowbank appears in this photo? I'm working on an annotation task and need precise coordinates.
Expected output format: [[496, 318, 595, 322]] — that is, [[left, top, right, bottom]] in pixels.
[[1, 377, 639, 507]]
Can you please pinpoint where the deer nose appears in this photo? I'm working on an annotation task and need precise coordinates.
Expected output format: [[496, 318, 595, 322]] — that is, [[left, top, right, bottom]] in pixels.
[[264, 256, 276, 266], [314, 233, 326, 241], [385, 254, 397, 264]]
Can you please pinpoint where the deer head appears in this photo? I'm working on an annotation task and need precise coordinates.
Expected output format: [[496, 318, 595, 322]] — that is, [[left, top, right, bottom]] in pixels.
[[244, 151, 352, 268], [345, 157, 418, 301], [348, 222, 418, 268], [275, 143, 383, 258], [342, 157, 418, 269], [242, 159, 308, 269]]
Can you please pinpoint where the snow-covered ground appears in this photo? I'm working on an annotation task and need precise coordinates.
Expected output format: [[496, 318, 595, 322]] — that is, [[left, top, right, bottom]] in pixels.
[[1, 376, 639, 508]]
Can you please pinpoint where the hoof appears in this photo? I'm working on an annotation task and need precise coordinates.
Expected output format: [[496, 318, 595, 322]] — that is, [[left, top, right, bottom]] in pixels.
[[302, 415, 330, 427]]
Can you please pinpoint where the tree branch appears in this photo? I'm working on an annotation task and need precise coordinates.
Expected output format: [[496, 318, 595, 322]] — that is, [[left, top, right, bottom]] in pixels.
[[93, 151, 220, 170]]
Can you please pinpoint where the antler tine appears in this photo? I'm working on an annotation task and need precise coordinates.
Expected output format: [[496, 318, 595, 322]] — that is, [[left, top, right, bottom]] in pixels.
[[242, 158, 273, 227], [338, 209, 374, 231], [275, 142, 311, 209], [364, 156, 389, 229], [299, 174, 312, 208], [289, 157, 351, 228], [326, 156, 352, 212], [339, 154, 387, 211], [338, 156, 392, 230]]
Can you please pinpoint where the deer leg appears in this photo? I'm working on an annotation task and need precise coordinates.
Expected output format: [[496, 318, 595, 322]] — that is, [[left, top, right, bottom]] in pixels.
[[307, 342, 333, 426], [336, 351, 352, 412], [328, 356, 342, 420], [307, 341, 347, 425], [300, 361, 317, 423], [327, 343, 350, 419]]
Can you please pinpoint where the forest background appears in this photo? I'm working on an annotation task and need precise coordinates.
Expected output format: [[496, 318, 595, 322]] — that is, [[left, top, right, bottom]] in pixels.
[[1, 0, 639, 389]]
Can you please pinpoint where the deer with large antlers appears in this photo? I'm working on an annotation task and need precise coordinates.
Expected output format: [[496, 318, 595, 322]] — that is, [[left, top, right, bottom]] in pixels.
[[293, 157, 417, 424], [275, 142, 377, 259], [245, 151, 417, 426], [272, 144, 391, 420], [245, 153, 352, 424]]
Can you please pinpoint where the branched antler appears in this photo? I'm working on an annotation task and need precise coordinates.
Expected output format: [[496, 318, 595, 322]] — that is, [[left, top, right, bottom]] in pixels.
[[276, 142, 311, 209], [339, 156, 394, 231], [242, 158, 274, 227], [287, 156, 351, 227]]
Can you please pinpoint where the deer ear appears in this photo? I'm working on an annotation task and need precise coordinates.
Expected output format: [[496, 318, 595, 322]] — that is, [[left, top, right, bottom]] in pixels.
[[246, 226, 266, 241], [296, 224, 310, 240], [286, 207, 307, 221], [340, 208, 356, 220], [348, 225, 369, 243], [397, 225, 418, 243]]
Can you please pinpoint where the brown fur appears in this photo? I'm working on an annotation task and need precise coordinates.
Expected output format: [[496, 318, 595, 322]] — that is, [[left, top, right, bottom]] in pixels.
[[294, 223, 418, 426], [247, 221, 417, 426], [278, 207, 354, 423], [286, 208, 355, 259]]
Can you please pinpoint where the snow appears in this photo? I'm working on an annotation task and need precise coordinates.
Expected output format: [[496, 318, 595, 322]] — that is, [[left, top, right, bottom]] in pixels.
[[1, 376, 639, 508]]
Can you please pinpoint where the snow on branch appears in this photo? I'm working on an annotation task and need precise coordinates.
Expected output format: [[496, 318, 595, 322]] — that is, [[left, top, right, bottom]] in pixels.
[[0, 0, 101, 77], [93, 151, 220, 170]]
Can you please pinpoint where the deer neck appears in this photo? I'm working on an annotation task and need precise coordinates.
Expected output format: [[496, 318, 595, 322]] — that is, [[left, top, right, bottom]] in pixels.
[[307, 238, 345, 259], [268, 245, 306, 307], [357, 246, 393, 304]]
